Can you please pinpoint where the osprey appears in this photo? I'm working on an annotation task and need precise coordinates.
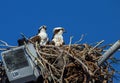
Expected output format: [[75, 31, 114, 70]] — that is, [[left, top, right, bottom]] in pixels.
[[51, 27, 65, 46], [37, 25, 49, 45]]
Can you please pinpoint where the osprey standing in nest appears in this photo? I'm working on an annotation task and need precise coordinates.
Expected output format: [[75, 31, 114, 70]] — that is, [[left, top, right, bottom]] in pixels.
[[37, 25, 49, 45], [51, 27, 65, 46], [29, 25, 48, 45], [18, 25, 49, 46]]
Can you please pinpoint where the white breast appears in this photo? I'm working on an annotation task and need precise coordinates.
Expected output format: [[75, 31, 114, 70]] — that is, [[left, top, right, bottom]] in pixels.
[[52, 34, 63, 46], [38, 31, 48, 45]]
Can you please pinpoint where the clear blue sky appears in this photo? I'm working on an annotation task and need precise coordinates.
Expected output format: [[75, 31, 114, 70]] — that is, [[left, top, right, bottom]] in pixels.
[[0, 0, 120, 82], [0, 0, 120, 45]]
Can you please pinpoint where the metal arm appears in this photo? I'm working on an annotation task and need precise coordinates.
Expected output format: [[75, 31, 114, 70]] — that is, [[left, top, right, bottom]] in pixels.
[[98, 40, 120, 66]]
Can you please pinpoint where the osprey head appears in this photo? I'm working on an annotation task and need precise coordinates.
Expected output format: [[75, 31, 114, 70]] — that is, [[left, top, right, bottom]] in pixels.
[[38, 25, 47, 33], [53, 27, 65, 35]]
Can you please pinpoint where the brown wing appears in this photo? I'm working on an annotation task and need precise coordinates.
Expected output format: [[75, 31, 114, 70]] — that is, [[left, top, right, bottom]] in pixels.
[[29, 36, 41, 43]]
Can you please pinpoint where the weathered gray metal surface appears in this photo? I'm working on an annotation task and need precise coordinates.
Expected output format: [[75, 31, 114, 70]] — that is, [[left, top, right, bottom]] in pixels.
[[1, 44, 40, 83], [98, 40, 120, 66]]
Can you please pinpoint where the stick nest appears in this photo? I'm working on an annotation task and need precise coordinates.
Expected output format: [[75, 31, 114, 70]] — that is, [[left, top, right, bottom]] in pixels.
[[34, 44, 111, 83]]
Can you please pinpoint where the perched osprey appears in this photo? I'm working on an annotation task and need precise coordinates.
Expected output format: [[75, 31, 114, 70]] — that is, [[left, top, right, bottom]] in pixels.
[[51, 27, 65, 46], [37, 25, 49, 45]]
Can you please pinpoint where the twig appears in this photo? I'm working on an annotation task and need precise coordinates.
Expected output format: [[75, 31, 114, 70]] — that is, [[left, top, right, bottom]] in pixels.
[[65, 74, 78, 81], [40, 45, 63, 52], [68, 36, 73, 52], [63, 50, 89, 74], [94, 40, 104, 49], [69, 36, 73, 45], [36, 46, 60, 73], [20, 33, 29, 40], [88, 40, 104, 54], [24, 43, 45, 68], [59, 36, 74, 83], [74, 34, 84, 44], [0, 40, 8, 46], [52, 50, 63, 65], [39, 50, 59, 57], [48, 66, 58, 82], [0, 40, 17, 51], [0, 40, 17, 47], [59, 53, 66, 83], [0, 48, 8, 51]]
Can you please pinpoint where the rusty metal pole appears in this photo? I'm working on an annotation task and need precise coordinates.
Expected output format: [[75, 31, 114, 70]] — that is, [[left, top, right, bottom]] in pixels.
[[98, 40, 120, 66]]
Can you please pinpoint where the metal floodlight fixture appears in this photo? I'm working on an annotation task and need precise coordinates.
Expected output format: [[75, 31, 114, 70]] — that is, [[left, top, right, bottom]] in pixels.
[[1, 44, 40, 83]]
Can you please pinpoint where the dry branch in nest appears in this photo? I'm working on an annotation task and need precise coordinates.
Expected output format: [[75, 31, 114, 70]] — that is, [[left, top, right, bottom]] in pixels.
[[33, 43, 111, 83], [0, 39, 119, 83]]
